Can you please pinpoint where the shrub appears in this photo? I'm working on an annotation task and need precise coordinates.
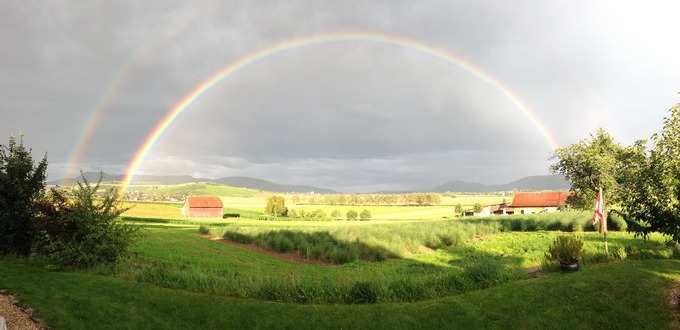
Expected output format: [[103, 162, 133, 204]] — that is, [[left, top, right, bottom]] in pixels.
[[346, 210, 358, 221], [222, 213, 240, 219], [510, 219, 523, 231], [438, 234, 456, 247], [388, 279, 429, 302], [347, 281, 381, 304], [435, 273, 470, 293], [359, 209, 372, 221], [330, 209, 341, 219], [463, 259, 508, 289], [568, 220, 583, 232], [545, 235, 584, 266], [264, 196, 288, 217], [607, 211, 627, 231], [223, 231, 254, 244], [33, 175, 140, 267], [613, 246, 627, 260], [522, 219, 538, 231], [198, 226, 210, 235]]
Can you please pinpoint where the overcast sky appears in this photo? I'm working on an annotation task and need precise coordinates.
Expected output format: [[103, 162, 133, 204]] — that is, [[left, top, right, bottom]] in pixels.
[[1, 1, 679, 192]]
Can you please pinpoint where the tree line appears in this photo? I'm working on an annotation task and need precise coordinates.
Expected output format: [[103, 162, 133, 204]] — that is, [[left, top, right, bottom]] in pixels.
[[289, 193, 442, 206]]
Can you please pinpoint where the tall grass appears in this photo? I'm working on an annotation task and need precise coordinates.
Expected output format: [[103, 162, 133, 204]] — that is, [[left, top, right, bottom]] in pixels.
[[217, 221, 502, 258], [123, 254, 525, 304]]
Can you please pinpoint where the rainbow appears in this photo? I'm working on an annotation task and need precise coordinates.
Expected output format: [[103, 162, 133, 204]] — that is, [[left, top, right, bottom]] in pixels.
[[120, 32, 559, 192], [63, 70, 130, 182], [63, 13, 202, 183]]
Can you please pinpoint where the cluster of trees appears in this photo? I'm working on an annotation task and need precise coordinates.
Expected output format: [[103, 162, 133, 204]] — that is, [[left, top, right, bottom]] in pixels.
[[552, 103, 680, 240], [0, 137, 138, 267], [290, 193, 442, 206], [287, 208, 371, 221], [265, 196, 372, 220]]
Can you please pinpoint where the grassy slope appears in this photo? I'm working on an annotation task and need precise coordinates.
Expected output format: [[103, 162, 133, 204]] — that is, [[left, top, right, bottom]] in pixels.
[[1, 259, 677, 329]]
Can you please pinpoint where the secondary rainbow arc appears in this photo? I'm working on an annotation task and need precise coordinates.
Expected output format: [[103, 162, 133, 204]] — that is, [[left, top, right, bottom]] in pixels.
[[120, 32, 559, 192]]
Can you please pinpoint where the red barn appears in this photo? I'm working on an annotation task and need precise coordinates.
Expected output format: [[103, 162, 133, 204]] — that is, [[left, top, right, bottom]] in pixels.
[[510, 191, 571, 214], [182, 196, 224, 218]]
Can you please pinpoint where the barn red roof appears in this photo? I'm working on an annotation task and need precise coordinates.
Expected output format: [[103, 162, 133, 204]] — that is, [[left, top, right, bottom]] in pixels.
[[185, 196, 223, 208], [511, 192, 571, 208]]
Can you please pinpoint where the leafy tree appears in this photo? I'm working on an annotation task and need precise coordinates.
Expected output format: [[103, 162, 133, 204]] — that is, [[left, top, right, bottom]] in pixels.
[[454, 203, 463, 215], [617, 104, 680, 241], [0, 136, 47, 255], [473, 203, 483, 213], [330, 209, 341, 219], [346, 210, 358, 221], [551, 128, 624, 208], [359, 209, 372, 221], [34, 174, 140, 267], [265, 195, 288, 217]]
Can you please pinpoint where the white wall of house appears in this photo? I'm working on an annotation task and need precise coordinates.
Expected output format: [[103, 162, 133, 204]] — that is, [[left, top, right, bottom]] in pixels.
[[515, 207, 559, 214], [475, 206, 492, 217]]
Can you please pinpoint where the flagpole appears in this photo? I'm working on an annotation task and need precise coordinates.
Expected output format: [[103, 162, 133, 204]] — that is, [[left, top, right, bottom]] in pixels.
[[600, 187, 608, 255]]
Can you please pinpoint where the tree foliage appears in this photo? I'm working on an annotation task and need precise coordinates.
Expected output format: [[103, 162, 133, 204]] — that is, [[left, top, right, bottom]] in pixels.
[[551, 129, 624, 208], [346, 210, 358, 221], [0, 136, 47, 255], [454, 204, 463, 215], [359, 209, 372, 221], [617, 104, 680, 241], [34, 175, 139, 267], [264, 195, 288, 217], [473, 203, 483, 213]]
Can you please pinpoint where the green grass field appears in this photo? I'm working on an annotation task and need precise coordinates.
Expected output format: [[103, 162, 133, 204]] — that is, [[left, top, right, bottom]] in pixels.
[[3, 186, 679, 328], [1, 225, 679, 328]]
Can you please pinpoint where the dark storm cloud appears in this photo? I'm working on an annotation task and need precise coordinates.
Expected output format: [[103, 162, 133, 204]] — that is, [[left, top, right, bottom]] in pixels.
[[1, 1, 678, 191]]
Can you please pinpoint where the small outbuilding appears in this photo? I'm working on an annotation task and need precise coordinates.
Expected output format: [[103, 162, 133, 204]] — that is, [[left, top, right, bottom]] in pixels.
[[510, 191, 571, 214], [182, 196, 224, 218]]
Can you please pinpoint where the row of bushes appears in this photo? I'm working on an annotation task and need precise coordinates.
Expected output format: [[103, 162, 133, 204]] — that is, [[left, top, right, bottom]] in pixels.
[[223, 230, 392, 264], [130, 257, 524, 304], [470, 211, 627, 233]]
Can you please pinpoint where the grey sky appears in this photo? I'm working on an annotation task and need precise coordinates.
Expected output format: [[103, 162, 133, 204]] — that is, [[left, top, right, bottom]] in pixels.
[[1, 1, 679, 191]]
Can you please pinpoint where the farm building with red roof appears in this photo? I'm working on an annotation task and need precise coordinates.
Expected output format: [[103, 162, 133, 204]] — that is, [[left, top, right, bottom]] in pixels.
[[182, 196, 224, 218], [510, 191, 571, 214]]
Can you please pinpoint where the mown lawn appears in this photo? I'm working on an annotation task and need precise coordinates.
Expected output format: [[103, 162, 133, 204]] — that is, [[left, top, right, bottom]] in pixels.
[[1, 258, 678, 329]]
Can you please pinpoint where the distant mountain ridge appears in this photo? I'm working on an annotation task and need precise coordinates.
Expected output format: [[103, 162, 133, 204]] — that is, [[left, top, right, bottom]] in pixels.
[[50, 172, 336, 194], [432, 175, 570, 192], [52, 173, 568, 194]]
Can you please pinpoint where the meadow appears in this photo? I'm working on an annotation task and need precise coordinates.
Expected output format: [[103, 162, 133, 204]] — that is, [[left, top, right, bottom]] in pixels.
[[3, 184, 680, 328]]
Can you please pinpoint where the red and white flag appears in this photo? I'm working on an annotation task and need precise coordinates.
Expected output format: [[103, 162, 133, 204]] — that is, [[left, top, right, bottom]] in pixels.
[[592, 187, 605, 225]]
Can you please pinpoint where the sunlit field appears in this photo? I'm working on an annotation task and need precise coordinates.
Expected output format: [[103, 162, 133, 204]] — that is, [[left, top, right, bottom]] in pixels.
[[120, 184, 507, 222]]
